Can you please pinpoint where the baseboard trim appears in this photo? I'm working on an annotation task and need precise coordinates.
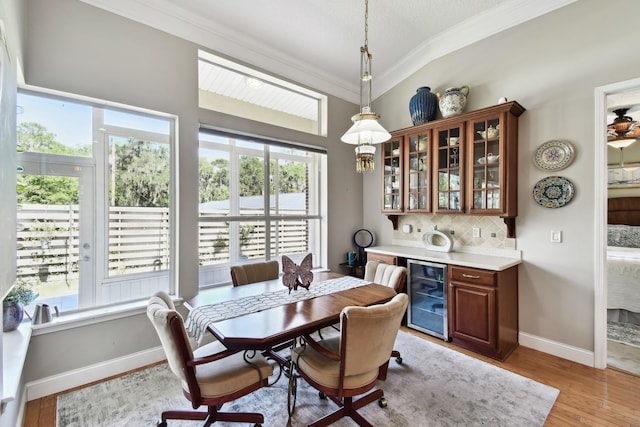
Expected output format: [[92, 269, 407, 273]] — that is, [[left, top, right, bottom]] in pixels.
[[25, 346, 166, 401], [519, 331, 595, 367], [24, 334, 596, 401]]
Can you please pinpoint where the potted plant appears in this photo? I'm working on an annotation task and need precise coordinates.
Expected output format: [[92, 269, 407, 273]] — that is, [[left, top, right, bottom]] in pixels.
[[3, 278, 39, 332]]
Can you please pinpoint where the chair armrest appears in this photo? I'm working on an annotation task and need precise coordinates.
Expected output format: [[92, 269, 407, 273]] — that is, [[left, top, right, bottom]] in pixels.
[[302, 334, 340, 361], [188, 348, 239, 366]]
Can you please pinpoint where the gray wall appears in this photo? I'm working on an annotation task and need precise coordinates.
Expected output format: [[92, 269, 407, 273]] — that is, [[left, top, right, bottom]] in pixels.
[[15, 0, 640, 395], [21, 0, 361, 381], [370, 0, 640, 351]]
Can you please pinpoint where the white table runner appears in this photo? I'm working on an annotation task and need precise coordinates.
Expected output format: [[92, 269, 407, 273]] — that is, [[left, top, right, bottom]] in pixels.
[[185, 275, 369, 344]]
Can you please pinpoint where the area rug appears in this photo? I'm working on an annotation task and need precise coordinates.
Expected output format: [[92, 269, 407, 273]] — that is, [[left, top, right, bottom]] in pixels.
[[608, 320, 640, 348], [56, 331, 559, 426]]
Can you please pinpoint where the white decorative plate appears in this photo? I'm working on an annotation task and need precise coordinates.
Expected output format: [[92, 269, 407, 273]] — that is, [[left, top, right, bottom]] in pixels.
[[533, 140, 574, 171], [532, 176, 575, 208]]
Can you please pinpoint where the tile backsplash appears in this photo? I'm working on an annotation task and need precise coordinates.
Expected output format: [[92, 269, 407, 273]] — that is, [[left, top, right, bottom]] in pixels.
[[393, 214, 516, 250]]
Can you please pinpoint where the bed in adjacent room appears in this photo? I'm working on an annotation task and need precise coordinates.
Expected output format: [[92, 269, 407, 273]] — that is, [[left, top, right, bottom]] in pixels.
[[607, 197, 640, 320]]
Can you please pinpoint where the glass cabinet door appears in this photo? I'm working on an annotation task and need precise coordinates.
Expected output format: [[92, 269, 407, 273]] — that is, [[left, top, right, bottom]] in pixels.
[[405, 132, 430, 212], [470, 117, 502, 212], [434, 126, 463, 212], [382, 137, 403, 212]]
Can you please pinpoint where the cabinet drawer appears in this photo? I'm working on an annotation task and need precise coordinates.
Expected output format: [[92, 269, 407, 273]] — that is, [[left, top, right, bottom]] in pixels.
[[450, 266, 496, 286], [367, 252, 397, 265]]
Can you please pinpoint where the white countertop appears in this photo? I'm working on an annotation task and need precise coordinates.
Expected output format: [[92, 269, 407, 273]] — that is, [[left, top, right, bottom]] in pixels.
[[366, 245, 521, 271]]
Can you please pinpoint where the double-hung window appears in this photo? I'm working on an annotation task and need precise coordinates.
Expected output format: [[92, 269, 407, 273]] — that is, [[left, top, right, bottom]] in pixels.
[[198, 129, 327, 287]]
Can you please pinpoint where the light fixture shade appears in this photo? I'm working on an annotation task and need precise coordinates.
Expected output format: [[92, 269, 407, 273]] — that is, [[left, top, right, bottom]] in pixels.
[[607, 138, 637, 149], [341, 113, 391, 145]]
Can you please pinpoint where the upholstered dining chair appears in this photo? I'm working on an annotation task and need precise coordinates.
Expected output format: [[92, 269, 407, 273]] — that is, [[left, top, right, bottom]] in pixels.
[[230, 260, 279, 286], [291, 293, 409, 427], [147, 291, 273, 427], [364, 260, 407, 364]]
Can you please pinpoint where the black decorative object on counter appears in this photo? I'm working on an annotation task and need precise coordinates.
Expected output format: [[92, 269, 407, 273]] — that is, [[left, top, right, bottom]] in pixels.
[[409, 86, 438, 125]]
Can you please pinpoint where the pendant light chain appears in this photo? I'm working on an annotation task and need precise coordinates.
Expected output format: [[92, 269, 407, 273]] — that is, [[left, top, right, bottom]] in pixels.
[[364, 0, 369, 49]]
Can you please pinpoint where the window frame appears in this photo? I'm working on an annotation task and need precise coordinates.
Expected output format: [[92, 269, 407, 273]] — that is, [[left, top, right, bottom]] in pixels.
[[16, 86, 178, 312], [197, 127, 327, 288]]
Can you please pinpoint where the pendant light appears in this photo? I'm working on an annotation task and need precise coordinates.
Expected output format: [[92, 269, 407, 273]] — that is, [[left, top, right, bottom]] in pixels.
[[341, 0, 391, 173]]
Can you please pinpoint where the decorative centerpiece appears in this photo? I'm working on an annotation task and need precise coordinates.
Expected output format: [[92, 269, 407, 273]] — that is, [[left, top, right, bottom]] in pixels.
[[282, 253, 313, 293], [409, 86, 438, 125], [438, 86, 470, 118], [3, 279, 39, 332]]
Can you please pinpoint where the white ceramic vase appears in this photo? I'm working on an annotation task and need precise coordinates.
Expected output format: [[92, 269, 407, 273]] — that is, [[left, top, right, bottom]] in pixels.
[[439, 86, 469, 118]]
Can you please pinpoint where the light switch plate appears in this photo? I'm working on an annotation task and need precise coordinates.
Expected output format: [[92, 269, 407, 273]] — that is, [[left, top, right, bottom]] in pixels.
[[551, 230, 562, 243], [472, 227, 480, 238]]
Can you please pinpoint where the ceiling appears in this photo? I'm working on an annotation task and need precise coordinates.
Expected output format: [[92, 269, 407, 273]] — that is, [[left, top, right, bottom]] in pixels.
[[80, 0, 577, 104]]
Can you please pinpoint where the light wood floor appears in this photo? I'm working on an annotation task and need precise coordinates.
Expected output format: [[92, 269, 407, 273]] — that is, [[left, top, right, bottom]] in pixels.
[[24, 327, 640, 426]]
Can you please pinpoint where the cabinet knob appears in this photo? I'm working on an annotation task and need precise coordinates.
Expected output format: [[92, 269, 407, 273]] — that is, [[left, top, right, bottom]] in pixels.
[[462, 273, 481, 279]]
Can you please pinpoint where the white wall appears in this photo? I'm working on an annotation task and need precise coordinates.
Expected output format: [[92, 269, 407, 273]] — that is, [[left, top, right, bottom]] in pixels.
[[370, 0, 640, 352]]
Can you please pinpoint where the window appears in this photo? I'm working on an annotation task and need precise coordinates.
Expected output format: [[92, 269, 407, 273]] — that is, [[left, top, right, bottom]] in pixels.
[[198, 50, 327, 136], [198, 129, 326, 287], [16, 89, 175, 313]]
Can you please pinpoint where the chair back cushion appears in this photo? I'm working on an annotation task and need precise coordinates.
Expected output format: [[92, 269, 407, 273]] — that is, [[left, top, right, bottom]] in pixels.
[[341, 293, 408, 376], [364, 261, 407, 293], [147, 292, 193, 383], [230, 260, 279, 286]]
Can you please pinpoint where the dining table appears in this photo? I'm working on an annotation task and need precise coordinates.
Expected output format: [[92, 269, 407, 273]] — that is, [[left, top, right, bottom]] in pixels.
[[183, 271, 397, 362]]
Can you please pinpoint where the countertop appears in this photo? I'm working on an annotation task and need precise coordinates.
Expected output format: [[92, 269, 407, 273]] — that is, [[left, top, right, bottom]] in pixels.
[[366, 245, 521, 271]]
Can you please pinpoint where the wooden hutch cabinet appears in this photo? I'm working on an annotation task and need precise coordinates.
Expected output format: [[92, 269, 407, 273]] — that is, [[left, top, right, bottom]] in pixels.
[[448, 264, 518, 361], [381, 101, 525, 236]]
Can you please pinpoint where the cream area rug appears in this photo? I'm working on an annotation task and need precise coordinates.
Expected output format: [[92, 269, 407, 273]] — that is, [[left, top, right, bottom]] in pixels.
[[57, 331, 559, 426]]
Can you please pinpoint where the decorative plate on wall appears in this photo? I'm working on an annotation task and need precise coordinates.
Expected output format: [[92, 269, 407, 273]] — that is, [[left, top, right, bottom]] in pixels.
[[532, 176, 575, 208], [533, 140, 575, 171]]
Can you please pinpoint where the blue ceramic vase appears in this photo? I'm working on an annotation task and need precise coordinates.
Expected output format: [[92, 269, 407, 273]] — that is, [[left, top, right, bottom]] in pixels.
[[409, 87, 438, 125]]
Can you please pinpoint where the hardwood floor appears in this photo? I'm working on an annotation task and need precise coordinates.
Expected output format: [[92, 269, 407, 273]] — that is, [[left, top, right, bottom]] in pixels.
[[24, 328, 640, 426]]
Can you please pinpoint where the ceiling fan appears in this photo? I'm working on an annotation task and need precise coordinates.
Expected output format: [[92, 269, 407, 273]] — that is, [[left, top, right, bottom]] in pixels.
[[607, 107, 640, 148]]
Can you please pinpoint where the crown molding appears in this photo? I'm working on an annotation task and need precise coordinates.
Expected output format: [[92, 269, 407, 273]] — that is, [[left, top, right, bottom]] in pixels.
[[79, 0, 357, 102], [375, 0, 579, 98], [80, 0, 577, 105]]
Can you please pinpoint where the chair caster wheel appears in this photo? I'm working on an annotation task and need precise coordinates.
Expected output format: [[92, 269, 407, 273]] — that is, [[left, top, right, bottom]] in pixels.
[[319, 391, 327, 400], [378, 397, 387, 408], [157, 422, 167, 427], [395, 356, 403, 364]]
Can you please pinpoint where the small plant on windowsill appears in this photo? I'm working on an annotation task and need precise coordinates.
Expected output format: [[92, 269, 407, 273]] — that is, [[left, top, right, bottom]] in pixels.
[[3, 278, 39, 332]]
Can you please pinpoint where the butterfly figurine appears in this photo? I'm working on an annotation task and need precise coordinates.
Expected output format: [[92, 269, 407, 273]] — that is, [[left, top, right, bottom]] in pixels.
[[282, 253, 313, 293]]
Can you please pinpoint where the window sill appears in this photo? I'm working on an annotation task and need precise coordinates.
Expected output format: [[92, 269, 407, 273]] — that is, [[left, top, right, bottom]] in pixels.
[[30, 296, 183, 336], [2, 321, 32, 405]]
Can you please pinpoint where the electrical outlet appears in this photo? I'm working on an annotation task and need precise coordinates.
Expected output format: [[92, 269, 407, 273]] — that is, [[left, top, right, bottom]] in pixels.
[[472, 227, 480, 238]]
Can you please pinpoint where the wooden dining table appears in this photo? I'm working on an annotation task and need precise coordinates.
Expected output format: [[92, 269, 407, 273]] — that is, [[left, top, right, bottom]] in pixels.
[[184, 271, 397, 355]]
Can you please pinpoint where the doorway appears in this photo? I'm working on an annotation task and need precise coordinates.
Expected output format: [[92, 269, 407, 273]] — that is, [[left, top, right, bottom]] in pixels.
[[594, 77, 640, 372], [16, 152, 95, 311]]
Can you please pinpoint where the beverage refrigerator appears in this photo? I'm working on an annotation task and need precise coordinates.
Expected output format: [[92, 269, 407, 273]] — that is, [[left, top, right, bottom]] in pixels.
[[407, 259, 448, 340]]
